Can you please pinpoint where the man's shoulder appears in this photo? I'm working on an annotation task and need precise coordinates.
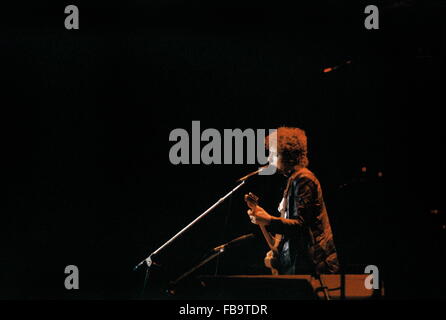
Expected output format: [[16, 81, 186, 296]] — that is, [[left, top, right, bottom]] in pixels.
[[290, 168, 321, 192], [293, 168, 319, 183]]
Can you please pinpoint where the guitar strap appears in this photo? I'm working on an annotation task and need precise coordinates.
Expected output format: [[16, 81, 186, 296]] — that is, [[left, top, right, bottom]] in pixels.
[[273, 168, 305, 250]]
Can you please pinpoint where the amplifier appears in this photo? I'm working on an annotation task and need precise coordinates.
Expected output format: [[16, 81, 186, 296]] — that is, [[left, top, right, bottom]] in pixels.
[[195, 274, 384, 300]]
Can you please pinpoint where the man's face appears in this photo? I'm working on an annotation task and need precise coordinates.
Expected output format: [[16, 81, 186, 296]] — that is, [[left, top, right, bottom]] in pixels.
[[269, 145, 296, 176], [268, 146, 285, 174], [267, 144, 277, 164]]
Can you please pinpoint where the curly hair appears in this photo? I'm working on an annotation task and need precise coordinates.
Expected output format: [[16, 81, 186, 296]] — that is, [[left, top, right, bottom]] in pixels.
[[265, 127, 309, 168]]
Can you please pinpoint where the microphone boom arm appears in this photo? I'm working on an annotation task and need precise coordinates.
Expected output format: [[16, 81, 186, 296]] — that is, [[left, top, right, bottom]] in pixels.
[[134, 180, 246, 271]]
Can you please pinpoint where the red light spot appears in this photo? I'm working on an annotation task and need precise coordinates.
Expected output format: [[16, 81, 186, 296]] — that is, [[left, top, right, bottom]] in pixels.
[[323, 67, 333, 73]]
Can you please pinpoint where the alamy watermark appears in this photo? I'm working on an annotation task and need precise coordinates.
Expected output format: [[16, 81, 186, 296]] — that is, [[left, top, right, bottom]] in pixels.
[[364, 264, 380, 289], [169, 121, 277, 175], [64, 265, 79, 290]]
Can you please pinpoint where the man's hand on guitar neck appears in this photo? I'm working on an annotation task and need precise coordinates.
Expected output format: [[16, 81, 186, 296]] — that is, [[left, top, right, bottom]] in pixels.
[[247, 205, 273, 226]]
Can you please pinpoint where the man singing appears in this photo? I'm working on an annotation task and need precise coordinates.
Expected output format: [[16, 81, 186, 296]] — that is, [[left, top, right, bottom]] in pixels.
[[247, 127, 339, 275]]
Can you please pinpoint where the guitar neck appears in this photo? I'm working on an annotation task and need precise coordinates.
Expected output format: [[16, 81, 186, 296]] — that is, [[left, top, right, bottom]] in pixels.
[[244, 192, 277, 253]]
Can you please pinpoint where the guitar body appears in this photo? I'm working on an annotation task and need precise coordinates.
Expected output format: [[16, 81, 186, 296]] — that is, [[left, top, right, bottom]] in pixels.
[[244, 192, 280, 276]]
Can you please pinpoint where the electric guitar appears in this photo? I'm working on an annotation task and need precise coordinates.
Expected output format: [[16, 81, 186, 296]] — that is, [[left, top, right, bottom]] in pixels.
[[244, 192, 279, 275]]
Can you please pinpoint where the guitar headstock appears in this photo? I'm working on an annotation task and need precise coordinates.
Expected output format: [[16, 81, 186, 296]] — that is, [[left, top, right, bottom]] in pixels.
[[244, 192, 259, 209]]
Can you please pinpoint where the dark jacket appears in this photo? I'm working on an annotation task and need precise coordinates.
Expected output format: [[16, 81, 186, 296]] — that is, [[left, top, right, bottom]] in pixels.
[[267, 168, 340, 275]]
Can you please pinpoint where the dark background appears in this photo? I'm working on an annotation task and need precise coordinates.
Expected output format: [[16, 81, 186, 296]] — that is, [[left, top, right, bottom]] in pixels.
[[1, 1, 445, 299]]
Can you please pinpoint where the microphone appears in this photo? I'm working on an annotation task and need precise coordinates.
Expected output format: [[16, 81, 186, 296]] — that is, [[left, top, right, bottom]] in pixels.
[[213, 233, 255, 252], [237, 165, 270, 182]]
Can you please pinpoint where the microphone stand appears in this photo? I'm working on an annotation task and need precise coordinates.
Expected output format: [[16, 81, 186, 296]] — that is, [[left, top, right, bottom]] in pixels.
[[169, 233, 255, 292], [169, 250, 223, 289], [133, 180, 247, 295]]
